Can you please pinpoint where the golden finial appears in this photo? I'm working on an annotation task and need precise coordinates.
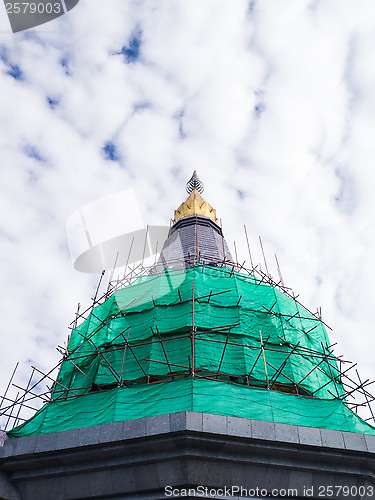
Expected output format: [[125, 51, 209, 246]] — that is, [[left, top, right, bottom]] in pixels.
[[173, 172, 217, 224]]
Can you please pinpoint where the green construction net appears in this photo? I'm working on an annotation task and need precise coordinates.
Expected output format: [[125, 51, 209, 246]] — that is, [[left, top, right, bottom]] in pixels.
[[8, 265, 375, 437], [8, 378, 375, 437]]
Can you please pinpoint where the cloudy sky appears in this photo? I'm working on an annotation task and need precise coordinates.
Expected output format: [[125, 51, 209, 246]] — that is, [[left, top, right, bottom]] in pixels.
[[0, 0, 375, 427]]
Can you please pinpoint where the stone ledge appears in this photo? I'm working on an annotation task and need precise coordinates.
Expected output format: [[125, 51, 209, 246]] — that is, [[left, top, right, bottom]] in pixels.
[[3, 412, 374, 457]]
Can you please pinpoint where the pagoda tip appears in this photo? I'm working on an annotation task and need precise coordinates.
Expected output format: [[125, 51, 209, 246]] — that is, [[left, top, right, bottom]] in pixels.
[[186, 171, 204, 194]]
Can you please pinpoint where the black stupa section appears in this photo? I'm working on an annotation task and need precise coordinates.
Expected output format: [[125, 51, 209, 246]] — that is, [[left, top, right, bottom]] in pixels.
[[155, 215, 234, 270]]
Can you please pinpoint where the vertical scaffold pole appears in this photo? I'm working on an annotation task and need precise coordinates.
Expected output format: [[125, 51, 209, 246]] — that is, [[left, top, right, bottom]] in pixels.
[[259, 236, 270, 277], [141, 225, 149, 267], [234, 241, 239, 265], [244, 225, 254, 269], [260, 330, 270, 389], [274, 253, 285, 287], [14, 366, 35, 426], [107, 252, 119, 293], [220, 219, 226, 262], [192, 279, 195, 377], [0, 362, 19, 411], [166, 220, 172, 268], [93, 271, 105, 303], [123, 236, 135, 279]]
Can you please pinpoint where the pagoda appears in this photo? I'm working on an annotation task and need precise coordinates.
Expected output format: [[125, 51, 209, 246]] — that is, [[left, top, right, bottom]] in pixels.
[[0, 173, 374, 500]]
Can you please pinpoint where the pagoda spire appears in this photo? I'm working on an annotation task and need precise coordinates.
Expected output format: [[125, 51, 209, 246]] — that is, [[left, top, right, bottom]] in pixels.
[[154, 172, 234, 270], [186, 170, 204, 194], [174, 172, 217, 224]]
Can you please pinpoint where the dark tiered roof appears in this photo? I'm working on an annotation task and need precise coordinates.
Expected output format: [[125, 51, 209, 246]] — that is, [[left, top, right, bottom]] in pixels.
[[156, 215, 233, 270]]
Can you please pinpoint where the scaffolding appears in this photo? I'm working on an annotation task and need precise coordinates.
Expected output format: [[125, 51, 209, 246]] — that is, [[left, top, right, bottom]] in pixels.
[[1, 229, 375, 435]]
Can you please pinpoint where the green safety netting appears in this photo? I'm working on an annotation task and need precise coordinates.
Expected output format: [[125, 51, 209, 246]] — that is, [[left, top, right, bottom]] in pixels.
[[8, 378, 375, 437], [8, 266, 375, 437], [56, 267, 340, 398]]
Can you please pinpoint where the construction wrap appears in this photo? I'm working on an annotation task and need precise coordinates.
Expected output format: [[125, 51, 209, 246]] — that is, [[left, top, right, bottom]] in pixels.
[[8, 265, 375, 437], [8, 378, 375, 437]]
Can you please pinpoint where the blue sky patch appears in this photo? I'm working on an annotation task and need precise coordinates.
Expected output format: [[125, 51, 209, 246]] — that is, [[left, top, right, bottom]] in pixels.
[[248, 1, 256, 12], [120, 30, 142, 63], [47, 97, 59, 109], [237, 189, 245, 200], [175, 109, 186, 139], [133, 102, 151, 112], [254, 103, 266, 117], [25, 146, 45, 163], [0, 47, 24, 80], [7, 64, 23, 80], [102, 141, 120, 161], [60, 57, 71, 76]]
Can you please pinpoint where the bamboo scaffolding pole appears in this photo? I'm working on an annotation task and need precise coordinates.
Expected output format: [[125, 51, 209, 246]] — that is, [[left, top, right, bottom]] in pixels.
[[244, 225, 254, 269], [2, 413, 27, 424], [259, 237, 270, 276], [123, 236, 135, 278], [11, 384, 50, 405], [259, 331, 270, 389], [153, 240, 159, 267], [141, 359, 255, 385], [297, 358, 326, 386], [0, 395, 39, 413], [73, 303, 81, 331], [340, 377, 375, 402], [217, 327, 232, 374], [166, 220, 172, 268], [320, 342, 341, 398], [274, 253, 284, 287], [219, 219, 226, 261], [74, 331, 121, 383], [118, 331, 148, 378], [107, 326, 131, 346], [108, 253, 119, 293], [276, 336, 341, 362], [234, 241, 239, 264], [32, 366, 80, 398], [93, 271, 106, 304], [141, 225, 149, 268], [265, 361, 313, 396], [14, 367, 35, 426], [269, 343, 300, 388], [5, 392, 19, 431], [191, 278, 196, 376], [62, 357, 99, 391], [142, 358, 189, 371], [77, 301, 136, 348], [247, 335, 271, 377], [263, 307, 305, 323], [0, 362, 19, 411], [6, 362, 63, 412], [154, 326, 173, 375], [119, 329, 131, 382], [326, 389, 365, 414]]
